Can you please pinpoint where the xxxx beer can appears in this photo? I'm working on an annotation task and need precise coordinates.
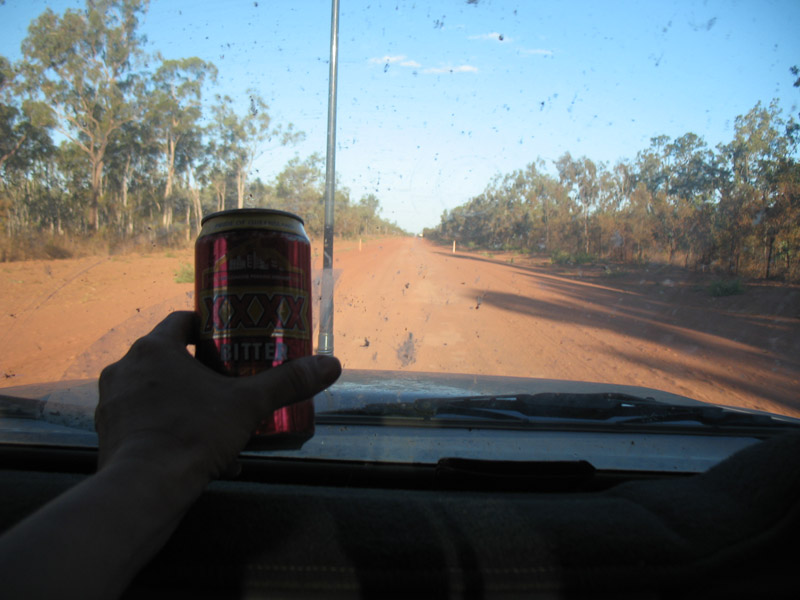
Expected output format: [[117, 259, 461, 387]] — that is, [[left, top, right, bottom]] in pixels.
[[194, 208, 314, 450]]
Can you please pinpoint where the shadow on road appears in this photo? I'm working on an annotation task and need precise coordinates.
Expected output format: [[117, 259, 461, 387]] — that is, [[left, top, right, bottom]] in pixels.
[[438, 250, 800, 415]]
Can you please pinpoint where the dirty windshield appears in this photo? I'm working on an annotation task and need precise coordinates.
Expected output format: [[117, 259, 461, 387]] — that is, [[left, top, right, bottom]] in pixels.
[[1, 0, 799, 425]]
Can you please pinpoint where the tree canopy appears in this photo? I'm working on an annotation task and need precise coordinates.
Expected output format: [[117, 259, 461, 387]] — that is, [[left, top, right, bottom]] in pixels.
[[0, 0, 402, 259], [427, 99, 800, 281]]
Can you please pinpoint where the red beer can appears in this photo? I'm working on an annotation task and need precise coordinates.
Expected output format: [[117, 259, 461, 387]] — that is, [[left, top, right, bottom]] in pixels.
[[194, 208, 314, 450]]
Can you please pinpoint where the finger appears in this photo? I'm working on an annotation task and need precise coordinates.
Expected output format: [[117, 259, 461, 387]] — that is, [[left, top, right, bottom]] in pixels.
[[240, 355, 342, 417], [146, 311, 200, 346]]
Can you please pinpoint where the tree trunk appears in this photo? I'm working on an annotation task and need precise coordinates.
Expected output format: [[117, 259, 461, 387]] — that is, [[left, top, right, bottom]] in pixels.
[[163, 136, 176, 228], [764, 234, 775, 279], [122, 155, 131, 208], [544, 206, 550, 251], [786, 251, 791, 280], [214, 180, 226, 212], [0, 132, 27, 173], [237, 168, 246, 209], [584, 206, 589, 255], [193, 190, 203, 234], [91, 164, 102, 231]]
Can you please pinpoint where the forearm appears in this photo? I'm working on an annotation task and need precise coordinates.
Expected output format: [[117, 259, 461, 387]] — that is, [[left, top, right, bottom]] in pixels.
[[0, 457, 205, 600], [0, 313, 341, 599]]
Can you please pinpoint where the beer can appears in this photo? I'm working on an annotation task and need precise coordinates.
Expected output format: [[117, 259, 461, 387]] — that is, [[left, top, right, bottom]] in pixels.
[[194, 208, 314, 450]]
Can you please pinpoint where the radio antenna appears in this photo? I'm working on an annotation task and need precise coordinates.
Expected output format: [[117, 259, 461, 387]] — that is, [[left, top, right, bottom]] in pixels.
[[317, 0, 340, 356]]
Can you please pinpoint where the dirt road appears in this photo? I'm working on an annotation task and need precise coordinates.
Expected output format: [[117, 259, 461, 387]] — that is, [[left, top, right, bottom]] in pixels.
[[329, 237, 800, 417], [2, 236, 799, 417]]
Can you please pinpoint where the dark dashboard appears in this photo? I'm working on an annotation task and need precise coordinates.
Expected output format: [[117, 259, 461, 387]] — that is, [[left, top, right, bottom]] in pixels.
[[1, 425, 798, 598]]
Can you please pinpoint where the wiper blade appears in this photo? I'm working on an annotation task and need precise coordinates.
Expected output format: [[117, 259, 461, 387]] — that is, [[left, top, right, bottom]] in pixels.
[[325, 392, 659, 419], [321, 392, 797, 429]]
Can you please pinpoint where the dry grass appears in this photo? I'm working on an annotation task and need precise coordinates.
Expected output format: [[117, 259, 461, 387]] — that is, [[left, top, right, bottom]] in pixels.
[[0, 231, 193, 262]]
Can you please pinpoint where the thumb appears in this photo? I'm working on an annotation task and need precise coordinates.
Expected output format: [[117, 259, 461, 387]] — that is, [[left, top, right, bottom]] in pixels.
[[237, 355, 342, 421]]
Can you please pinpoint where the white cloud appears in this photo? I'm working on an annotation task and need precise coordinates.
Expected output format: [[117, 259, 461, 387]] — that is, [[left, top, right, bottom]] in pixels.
[[369, 55, 408, 64], [423, 65, 478, 74], [369, 56, 422, 69], [521, 48, 554, 57], [468, 32, 511, 42], [368, 56, 477, 73]]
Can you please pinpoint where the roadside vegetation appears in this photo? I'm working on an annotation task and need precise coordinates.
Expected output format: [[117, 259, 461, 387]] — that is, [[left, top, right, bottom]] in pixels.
[[426, 77, 800, 282], [173, 263, 194, 284], [0, 1, 405, 262], [708, 278, 746, 297]]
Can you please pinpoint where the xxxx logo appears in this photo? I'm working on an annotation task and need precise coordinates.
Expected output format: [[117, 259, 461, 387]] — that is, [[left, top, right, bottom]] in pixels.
[[201, 289, 309, 339]]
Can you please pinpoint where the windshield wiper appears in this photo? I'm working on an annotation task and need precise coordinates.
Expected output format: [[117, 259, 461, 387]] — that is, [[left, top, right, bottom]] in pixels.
[[319, 392, 797, 430]]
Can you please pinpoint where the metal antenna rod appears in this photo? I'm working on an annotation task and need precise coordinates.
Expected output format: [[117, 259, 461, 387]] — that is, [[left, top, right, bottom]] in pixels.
[[317, 0, 340, 356]]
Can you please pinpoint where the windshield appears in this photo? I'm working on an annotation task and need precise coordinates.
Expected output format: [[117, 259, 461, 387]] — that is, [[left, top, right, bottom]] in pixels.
[[1, 0, 798, 447]]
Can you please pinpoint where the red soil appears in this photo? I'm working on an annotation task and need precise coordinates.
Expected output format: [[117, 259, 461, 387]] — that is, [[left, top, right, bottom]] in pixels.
[[2, 237, 798, 417]]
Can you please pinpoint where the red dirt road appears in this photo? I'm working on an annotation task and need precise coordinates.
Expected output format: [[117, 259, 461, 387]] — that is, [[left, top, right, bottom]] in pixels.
[[2, 237, 799, 417], [329, 237, 800, 417]]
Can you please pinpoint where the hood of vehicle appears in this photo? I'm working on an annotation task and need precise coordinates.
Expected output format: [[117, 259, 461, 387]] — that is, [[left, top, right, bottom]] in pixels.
[[313, 369, 713, 412], [2, 370, 796, 474], [0, 368, 792, 433]]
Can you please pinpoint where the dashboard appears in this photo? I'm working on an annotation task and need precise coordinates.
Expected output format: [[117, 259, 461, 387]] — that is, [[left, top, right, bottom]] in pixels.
[[1, 371, 799, 598]]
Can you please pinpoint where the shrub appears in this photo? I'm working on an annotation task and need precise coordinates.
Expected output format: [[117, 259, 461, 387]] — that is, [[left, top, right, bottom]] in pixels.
[[550, 250, 596, 265], [572, 252, 596, 265], [550, 249, 572, 265], [174, 263, 194, 284], [708, 278, 744, 297], [43, 243, 73, 259]]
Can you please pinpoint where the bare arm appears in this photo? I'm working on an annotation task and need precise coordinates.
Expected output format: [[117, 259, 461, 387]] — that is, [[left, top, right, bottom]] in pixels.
[[0, 311, 341, 599]]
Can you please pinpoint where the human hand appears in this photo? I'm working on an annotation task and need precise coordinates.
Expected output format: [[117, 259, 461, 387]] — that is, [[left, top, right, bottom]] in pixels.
[[95, 311, 341, 487]]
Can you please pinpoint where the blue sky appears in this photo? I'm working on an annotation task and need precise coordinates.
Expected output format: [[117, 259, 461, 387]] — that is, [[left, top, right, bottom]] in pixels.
[[2, 0, 799, 233]]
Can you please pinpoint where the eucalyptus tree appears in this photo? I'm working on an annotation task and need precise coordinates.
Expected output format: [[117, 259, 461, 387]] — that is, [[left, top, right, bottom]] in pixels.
[[492, 169, 537, 249], [630, 134, 719, 264], [555, 153, 599, 255], [103, 116, 160, 235], [788, 66, 800, 146], [637, 136, 682, 262], [210, 92, 304, 211], [593, 165, 623, 257], [717, 101, 792, 276], [180, 127, 212, 236], [149, 56, 217, 228], [1, 55, 54, 234], [206, 136, 234, 213], [355, 193, 382, 236], [767, 156, 800, 279], [55, 141, 92, 233], [273, 153, 325, 234], [19, 0, 149, 230], [664, 133, 718, 268], [0, 56, 50, 176], [519, 159, 565, 253]]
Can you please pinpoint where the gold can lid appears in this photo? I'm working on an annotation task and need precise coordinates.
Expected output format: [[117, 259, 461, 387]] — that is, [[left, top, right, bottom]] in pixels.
[[199, 209, 306, 238]]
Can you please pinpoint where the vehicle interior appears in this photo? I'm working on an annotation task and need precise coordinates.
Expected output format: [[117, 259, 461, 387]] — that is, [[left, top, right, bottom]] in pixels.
[[1, 1, 799, 598], [2, 372, 799, 598]]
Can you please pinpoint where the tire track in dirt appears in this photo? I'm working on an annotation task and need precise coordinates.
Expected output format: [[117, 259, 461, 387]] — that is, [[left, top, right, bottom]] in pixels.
[[0, 251, 195, 385], [0, 257, 111, 348]]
